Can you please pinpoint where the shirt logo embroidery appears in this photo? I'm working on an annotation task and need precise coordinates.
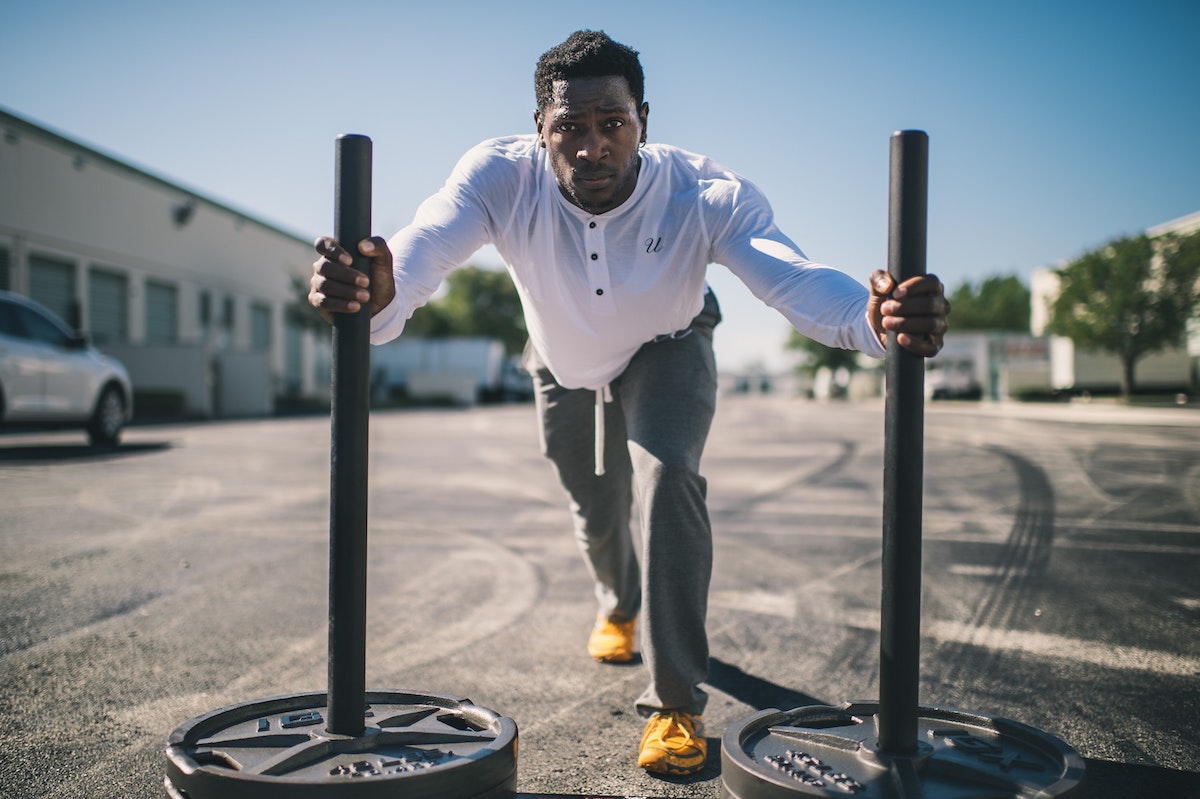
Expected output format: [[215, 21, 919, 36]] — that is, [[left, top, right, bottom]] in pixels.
[[645, 236, 664, 254]]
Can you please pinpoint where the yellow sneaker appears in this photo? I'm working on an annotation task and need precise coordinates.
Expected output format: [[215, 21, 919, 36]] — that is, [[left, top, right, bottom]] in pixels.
[[637, 711, 707, 775], [587, 616, 636, 662]]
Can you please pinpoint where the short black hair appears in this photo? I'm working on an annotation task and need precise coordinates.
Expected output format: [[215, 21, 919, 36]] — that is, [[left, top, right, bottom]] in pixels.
[[534, 30, 645, 111]]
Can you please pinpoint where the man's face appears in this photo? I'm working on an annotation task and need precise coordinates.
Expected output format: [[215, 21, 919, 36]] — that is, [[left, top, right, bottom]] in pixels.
[[535, 76, 648, 214]]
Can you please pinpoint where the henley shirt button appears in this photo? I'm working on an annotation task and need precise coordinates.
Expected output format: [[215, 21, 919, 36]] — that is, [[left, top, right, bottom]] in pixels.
[[595, 289, 604, 296], [589, 221, 596, 229], [590, 253, 598, 260]]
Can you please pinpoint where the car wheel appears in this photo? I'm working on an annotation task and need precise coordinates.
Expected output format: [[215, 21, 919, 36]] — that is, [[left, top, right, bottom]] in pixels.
[[88, 385, 125, 447]]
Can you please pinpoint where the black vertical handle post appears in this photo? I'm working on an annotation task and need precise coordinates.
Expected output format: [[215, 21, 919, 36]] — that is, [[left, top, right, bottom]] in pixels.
[[878, 130, 928, 755], [328, 134, 372, 737]]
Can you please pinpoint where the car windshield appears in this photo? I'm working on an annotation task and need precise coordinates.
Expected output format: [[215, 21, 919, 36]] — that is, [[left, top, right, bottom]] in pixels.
[[0, 300, 22, 337], [2, 301, 75, 347]]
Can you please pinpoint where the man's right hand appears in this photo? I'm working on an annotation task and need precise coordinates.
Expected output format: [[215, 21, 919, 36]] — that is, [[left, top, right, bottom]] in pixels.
[[308, 236, 396, 323]]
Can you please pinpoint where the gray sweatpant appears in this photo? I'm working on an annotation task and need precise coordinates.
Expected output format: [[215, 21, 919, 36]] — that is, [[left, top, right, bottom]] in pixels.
[[527, 290, 721, 717]]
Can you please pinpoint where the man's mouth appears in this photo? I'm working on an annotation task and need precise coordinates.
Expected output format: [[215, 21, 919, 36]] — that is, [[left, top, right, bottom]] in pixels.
[[574, 171, 613, 189]]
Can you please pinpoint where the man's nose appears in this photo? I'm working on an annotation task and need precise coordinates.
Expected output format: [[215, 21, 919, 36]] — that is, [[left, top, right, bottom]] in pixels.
[[576, 129, 606, 162]]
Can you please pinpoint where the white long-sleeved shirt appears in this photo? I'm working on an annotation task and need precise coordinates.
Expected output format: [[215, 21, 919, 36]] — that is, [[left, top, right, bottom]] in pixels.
[[370, 135, 886, 390]]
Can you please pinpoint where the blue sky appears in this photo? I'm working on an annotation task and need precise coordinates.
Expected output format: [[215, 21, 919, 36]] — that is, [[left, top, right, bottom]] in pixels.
[[3, 0, 1198, 371]]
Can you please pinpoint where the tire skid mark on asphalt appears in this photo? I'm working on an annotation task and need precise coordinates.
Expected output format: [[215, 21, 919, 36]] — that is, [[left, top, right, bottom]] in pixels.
[[926, 423, 1118, 524], [933, 445, 1057, 685], [714, 505, 1010, 541], [148, 526, 544, 698], [709, 587, 798, 619], [69, 477, 328, 549], [55, 525, 535, 717], [462, 446, 567, 507], [1078, 445, 1200, 531], [1054, 517, 1200, 535], [513, 665, 646, 737], [362, 527, 540, 681], [1053, 540, 1198, 555], [717, 514, 1200, 554], [709, 439, 866, 521], [841, 609, 1200, 677], [5, 505, 316, 650], [1, 588, 166, 656], [1184, 462, 1200, 519], [923, 434, 1024, 531], [709, 549, 882, 619], [63, 529, 542, 799], [1, 539, 324, 680]]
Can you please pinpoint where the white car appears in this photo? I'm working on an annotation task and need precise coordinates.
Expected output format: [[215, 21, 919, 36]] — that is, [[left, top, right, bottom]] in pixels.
[[0, 290, 133, 446], [925, 358, 983, 401]]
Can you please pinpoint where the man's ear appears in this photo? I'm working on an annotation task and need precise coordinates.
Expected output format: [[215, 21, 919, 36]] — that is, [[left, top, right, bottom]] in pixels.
[[533, 109, 546, 147], [639, 102, 650, 144]]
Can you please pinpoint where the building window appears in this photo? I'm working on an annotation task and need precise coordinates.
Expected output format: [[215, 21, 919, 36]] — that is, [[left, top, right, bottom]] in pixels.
[[88, 266, 128, 345], [198, 291, 213, 344], [29, 253, 78, 328], [284, 323, 303, 395], [251, 302, 271, 350], [146, 280, 179, 345]]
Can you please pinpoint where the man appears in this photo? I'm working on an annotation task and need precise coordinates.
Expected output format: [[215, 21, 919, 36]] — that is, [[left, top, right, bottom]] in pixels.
[[309, 30, 949, 776]]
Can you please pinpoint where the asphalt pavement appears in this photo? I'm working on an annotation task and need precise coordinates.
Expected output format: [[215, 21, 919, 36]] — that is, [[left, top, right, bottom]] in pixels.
[[0, 395, 1197, 798]]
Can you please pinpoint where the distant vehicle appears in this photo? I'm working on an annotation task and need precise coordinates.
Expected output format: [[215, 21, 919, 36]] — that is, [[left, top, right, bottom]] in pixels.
[[0, 290, 133, 446], [925, 358, 983, 400]]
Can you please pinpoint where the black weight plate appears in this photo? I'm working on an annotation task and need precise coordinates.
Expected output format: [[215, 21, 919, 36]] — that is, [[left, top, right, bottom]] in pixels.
[[165, 690, 517, 799], [721, 701, 1085, 798]]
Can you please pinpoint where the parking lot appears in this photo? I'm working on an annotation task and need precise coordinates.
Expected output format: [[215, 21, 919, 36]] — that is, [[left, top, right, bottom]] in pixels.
[[1, 395, 1198, 797]]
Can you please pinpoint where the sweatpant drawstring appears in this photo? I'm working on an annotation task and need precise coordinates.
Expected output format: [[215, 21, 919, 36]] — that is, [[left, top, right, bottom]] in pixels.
[[594, 384, 613, 476]]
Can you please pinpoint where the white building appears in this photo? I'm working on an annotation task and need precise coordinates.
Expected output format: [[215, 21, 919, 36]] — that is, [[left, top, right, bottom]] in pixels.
[[1030, 210, 1199, 395], [0, 107, 327, 417]]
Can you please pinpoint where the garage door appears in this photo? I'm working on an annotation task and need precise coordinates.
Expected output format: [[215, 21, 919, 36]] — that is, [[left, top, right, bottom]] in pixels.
[[28, 254, 77, 327], [89, 267, 129, 345]]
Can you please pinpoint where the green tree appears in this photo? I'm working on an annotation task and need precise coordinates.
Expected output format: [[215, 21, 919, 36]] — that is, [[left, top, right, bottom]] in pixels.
[[787, 331, 861, 376], [1048, 232, 1200, 398], [947, 274, 1030, 331], [286, 265, 527, 354], [287, 274, 329, 333], [402, 296, 454, 338], [408, 266, 527, 354]]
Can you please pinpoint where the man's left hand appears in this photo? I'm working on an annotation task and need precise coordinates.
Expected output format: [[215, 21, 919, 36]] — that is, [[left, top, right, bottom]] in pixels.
[[867, 270, 950, 357]]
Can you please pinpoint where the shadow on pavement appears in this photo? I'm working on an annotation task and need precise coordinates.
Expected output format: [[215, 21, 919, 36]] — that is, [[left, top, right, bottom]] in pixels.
[[1082, 758, 1200, 798], [0, 441, 172, 463], [703, 661, 1200, 799], [514, 759, 1200, 799], [707, 657, 827, 711], [519, 659, 819, 795], [626, 657, 832, 791]]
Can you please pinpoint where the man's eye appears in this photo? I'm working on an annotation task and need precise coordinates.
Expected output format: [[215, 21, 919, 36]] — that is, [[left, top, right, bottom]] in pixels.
[[605, 119, 625, 128], [555, 123, 577, 133]]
